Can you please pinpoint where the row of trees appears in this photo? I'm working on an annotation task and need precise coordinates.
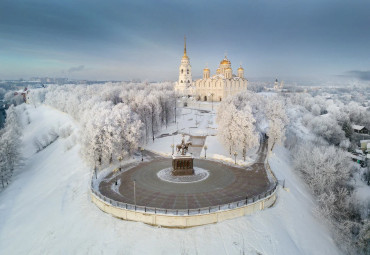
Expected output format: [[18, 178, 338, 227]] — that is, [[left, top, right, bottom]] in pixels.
[[30, 82, 176, 169], [217, 91, 288, 158], [0, 106, 22, 189]]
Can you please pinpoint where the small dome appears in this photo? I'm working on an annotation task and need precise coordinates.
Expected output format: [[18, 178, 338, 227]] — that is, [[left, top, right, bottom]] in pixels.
[[182, 55, 189, 60], [238, 66, 244, 71], [225, 67, 232, 70], [203, 68, 210, 72]]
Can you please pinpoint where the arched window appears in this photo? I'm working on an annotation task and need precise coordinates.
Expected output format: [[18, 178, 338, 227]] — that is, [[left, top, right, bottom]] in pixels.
[[187, 69, 189, 74], [188, 80, 190, 83], [181, 80, 183, 83], [181, 69, 183, 74]]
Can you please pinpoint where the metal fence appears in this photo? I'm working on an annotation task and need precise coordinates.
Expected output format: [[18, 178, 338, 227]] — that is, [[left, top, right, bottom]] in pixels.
[[91, 180, 278, 216]]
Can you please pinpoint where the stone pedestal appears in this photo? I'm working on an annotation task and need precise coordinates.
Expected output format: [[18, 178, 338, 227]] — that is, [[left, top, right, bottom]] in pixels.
[[172, 155, 194, 176]]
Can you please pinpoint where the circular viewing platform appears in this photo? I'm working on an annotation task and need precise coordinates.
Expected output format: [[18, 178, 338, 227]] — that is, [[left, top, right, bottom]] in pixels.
[[98, 158, 273, 209], [91, 140, 278, 228]]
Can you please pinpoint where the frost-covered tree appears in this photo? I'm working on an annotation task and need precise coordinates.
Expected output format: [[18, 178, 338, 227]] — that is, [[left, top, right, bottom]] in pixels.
[[0, 88, 6, 99], [217, 103, 259, 156], [4, 91, 24, 106], [265, 99, 289, 151], [0, 106, 22, 188], [308, 115, 345, 146]]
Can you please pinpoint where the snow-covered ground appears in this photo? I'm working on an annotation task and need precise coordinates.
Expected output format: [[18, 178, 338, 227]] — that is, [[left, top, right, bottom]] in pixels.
[[0, 104, 342, 254]]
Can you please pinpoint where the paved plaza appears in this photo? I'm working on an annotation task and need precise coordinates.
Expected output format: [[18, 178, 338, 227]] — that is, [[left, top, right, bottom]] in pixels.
[[99, 140, 272, 210]]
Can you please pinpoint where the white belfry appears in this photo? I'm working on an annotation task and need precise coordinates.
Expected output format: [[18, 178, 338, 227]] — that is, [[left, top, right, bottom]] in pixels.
[[175, 36, 193, 96]]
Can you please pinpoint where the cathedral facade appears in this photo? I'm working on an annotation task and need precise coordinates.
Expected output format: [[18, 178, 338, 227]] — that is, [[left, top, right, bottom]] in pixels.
[[195, 57, 247, 102], [174, 38, 248, 102]]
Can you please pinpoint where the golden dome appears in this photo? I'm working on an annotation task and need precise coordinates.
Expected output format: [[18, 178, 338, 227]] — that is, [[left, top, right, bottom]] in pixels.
[[225, 67, 232, 70], [238, 66, 244, 70], [182, 54, 189, 59], [220, 56, 231, 65], [203, 68, 210, 71]]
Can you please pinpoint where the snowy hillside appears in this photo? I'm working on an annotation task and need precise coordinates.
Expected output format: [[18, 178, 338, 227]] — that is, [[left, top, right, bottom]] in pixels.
[[0, 104, 341, 254]]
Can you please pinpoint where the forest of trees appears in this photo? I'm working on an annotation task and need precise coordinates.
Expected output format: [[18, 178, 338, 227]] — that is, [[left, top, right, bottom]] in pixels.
[[29, 82, 176, 170], [285, 92, 370, 254]]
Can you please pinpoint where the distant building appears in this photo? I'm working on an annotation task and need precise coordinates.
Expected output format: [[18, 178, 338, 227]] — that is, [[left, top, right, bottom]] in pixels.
[[273, 78, 284, 91], [352, 125, 369, 134], [360, 140, 370, 152]]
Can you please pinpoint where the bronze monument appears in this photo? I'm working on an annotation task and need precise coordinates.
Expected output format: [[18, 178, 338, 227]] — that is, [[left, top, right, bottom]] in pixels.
[[172, 136, 194, 176]]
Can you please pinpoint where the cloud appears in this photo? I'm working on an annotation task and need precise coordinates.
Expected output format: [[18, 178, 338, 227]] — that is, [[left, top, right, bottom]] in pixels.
[[68, 65, 85, 73], [345, 70, 370, 81]]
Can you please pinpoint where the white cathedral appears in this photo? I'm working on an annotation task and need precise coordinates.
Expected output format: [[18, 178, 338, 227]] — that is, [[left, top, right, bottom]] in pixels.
[[175, 37, 248, 102]]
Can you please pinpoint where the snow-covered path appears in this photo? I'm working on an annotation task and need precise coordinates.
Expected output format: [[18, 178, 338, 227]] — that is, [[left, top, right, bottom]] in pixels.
[[0, 105, 342, 254]]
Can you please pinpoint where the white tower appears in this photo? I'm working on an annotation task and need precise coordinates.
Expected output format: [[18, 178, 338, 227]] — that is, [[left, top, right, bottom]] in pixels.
[[274, 78, 279, 90], [175, 36, 193, 96]]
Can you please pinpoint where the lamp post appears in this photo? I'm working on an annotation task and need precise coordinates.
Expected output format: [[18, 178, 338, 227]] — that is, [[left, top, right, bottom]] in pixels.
[[234, 151, 238, 164], [94, 150, 97, 179], [171, 144, 174, 155], [113, 168, 119, 185], [134, 179, 137, 207], [204, 145, 208, 159], [210, 93, 214, 111], [118, 156, 122, 171], [140, 147, 144, 161], [242, 147, 246, 162], [174, 98, 177, 123]]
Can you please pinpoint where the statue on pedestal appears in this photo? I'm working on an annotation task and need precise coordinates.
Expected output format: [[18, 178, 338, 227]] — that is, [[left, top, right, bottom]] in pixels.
[[172, 135, 194, 176]]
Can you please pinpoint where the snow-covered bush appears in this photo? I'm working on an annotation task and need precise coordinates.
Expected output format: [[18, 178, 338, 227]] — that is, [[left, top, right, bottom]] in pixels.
[[33, 127, 60, 153], [59, 125, 73, 139]]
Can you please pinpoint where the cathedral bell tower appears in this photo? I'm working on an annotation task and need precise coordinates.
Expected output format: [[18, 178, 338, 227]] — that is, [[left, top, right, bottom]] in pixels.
[[178, 36, 192, 88]]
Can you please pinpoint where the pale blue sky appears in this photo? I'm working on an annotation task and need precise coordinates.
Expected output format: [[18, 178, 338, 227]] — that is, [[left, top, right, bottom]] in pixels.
[[0, 0, 369, 81]]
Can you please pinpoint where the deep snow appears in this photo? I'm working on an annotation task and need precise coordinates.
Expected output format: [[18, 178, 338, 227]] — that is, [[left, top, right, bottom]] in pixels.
[[0, 104, 342, 254]]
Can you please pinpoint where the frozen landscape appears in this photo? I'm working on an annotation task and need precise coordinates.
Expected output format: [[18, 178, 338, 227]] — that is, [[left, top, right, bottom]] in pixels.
[[1, 1, 370, 254], [0, 96, 348, 254]]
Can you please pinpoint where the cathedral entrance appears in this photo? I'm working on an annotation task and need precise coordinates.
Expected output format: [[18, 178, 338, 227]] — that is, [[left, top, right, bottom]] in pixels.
[[204, 96, 207, 101]]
